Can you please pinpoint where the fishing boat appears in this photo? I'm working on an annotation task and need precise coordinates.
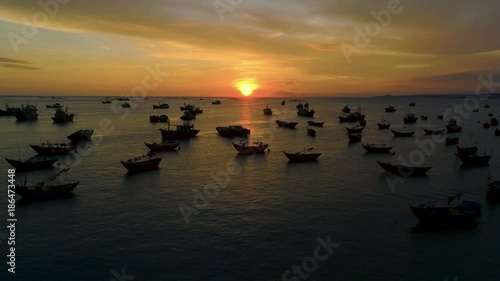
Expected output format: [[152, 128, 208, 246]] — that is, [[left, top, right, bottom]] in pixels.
[[296, 102, 304, 109], [263, 105, 273, 115], [281, 100, 286, 105], [180, 103, 194, 111], [276, 120, 299, 129], [101, 98, 112, 104], [361, 144, 393, 153], [153, 102, 169, 109], [359, 120, 367, 126], [484, 104, 490, 108], [144, 141, 180, 152], [150, 115, 168, 123], [445, 137, 459, 145], [456, 145, 478, 157], [421, 115, 428, 121], [377, 119, 391, 129], [423, 128, 445, 135], [458, 153, 492, 167], [403, 113, 418, 124], [232, 141, 268, 155], [12, 166, 78, 199], [212, 100, 221, 105], [307, 121, 324, 127], [52, 106, 76, 123], [342, 104, 351, 113], [121, 102, 131, 108], [307, 127, 316, 137], [5, 157, 57, 171], [472, 108, 479, 112], [117, 97, 130, 101], [391, 127, 415, 137], [377, 161, 431, 176], [283, 148, 321, 162], [446, 119, 462, 133], [297, 107, 315, 117], [488, 113, 493, 117], [180, 110, 196, 120], [15, 104, 38, 121], [191, 107, 203, 114], [496, 129, 500, 136], [437, 115, 444, 120], [409, 102, 415, 106], [0, 103, 21, 116], [30, 142, 74, 156], [216, 125, 250, 138], [483, 122, 491, 128], [490, 118, 498, 126], [159, 122, 199, 140], [46, 102, 62, 108], [345, 125, 365, 134], [385, 104, 396, 113], [410, 193, 482, 224], [121, 153, 162, 173], [348, 133, 362, 143], [67, 129, 94, 143], [339, 111, 365, 122]]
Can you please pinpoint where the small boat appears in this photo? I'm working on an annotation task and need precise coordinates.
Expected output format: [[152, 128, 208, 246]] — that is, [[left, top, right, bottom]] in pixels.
[[30, 142, 74, 156], [409, 102, 415, 106], [421, 115, 428, 121], [15, 104, 38, 121], [385, 104, 396, 113], [391, 128, 415, 137], [212, 100, 221, 105], [446, 119, 462, 133], [67, 129, 94, 143], [121, 102, 131, 108], [144, 141, 180, 152], [377, 119, 391, 129], [46, 102, 62, 108], [456, 145, 478, 157], [348, 133, 362, 143], [153, 102, 169, 109], [297, 107, 315, 117], [339, 111, 365, 122], [490, 118, 499, 126], [296, 102, 304, 109], [307, 127, 316, 137], [437, 115, 444, 120], [488, 113, 493, 117], [0, 103, 21, 116], [483, 122, 491, 128], [377, 161, 431, 176], [283, 148, 321, 162], [472, 108, 479, 112], [345, 125, 365, 134], [263, 105, 273, 115], [101, 98, 112, 104], [496, 129, 500, 136], [191, 107, 203, 114], [281, 100, 286, 105], [12, 167, 78, 199], [458, 153, 491, 167], [362, 144, 393, 153], [5, 157, 57, 171], [150, 115, 169, 123], [216, 125, 251, 138], [180, 103, 194, 111], [117, 97, 130, 101], [484, 104, 490, 108], [410, 194, 482, 224], [232, 141, 268, 155], [121, 153, 162, 173], [423, 128, 445, 135], [180, 110, 196, 120], [276, 120, 299, 129], [342, 104, 351, 113], [52, 106, 76, 123], [403, 113, 418, 124], [445, 137, 459, 145], [159, 122, 199, 140], [307, 121, 324, 127]]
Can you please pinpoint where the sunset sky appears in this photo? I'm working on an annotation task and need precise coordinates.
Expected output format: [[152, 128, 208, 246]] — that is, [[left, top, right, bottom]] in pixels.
[[0, 0, 499, 97]]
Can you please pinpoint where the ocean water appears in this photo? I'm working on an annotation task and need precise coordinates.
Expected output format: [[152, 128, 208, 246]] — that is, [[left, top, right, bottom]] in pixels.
[[0, 96, 499, 281]]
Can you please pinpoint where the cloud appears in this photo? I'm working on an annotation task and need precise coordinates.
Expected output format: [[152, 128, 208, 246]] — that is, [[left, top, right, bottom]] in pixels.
[[0, 57, 32, 64], [1, 63, 41, 70]]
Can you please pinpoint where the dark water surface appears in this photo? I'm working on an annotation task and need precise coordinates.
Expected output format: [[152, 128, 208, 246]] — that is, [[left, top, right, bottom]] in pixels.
[[0, 96, 499, 281]]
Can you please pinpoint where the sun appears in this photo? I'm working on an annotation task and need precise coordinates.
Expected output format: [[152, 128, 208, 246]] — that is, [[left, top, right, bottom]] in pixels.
[[236, 80, 259, 96]]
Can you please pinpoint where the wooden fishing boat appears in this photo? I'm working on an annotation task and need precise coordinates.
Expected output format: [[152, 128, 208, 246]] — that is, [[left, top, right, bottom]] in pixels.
[[30, 142, 74, 156], [5, 157, 57, 171], [437, 115, 444, 120], [410, 194, 482, 224], [101, 98, 112, 104], [283, 148, 321, 162], [52, 106, 76, 123], [0, 103, 21, 116], [46, 102, 63, 108], [423, 128, 445, 135], [150, 115, 168, 123], [121, 102, 131, 108], [339, 111, 365, 122], [297, 107, 315, 117], [180, 110, 196, 120], [307, 127, 316, 137], [409, 102, 415, 107], [307, 121, 324, 127], [144, 141, 179, 152], [403, 113, 418, 124], [232, 141, 268, 155], [483, 122, 491, 128], [263, 105, 273, 115], [446, 119, 462, 133], [67, 129, 94, 143], [361, 144, 393, 153], [180, 103, 194, 111], [385, 104, 396, 112], [281, 100, 286, 105], [15, 104, 38, 121], [12, 166, 78, 199], [121, 153, 162, 173], [276, 120, 299, 129], [345, 125, 365, 134], [377, 119, 390, 129], [152, 102, 169, 109], [458, 153, 491, 167], [377, 161, 431, 176], [212, 100, 221, 105], [296, 102, 304, 109], [491, 118, 499, 126], [420, 115, 428, 121], [391, 128, 415, 137], [455, 145, 478, 157], [342, 104, 351, 113], [445, 137, 459, 145], [348, 133, 362, 143], [159, 122, 199, 140], [216, 125, 250, 137]]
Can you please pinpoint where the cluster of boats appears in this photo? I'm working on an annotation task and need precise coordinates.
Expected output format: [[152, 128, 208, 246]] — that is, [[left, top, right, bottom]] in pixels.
[[1, 103, 77, 123]]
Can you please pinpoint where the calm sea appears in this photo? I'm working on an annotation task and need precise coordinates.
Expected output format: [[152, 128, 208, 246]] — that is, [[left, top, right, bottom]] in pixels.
[[0, 96, 499, 281]]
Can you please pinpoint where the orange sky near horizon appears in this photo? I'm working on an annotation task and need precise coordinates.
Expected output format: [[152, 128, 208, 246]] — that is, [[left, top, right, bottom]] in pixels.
[[0, 0, 499, 98]]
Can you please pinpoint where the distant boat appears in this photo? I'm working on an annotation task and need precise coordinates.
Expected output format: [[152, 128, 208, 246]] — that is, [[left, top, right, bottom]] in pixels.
[[232, 141, 268, 155], [361, 144, 393, 153], [423, 128, 445, 135], [12, 166, 77, 200], [144, 141, 179, 152], [391, 127, 415, 137], [121, 153, 162, 173], [458, 153, 492, 167], [297, 107, 315, 117], [385, 104, 396, 113], [216, 125, 251, 138], [446, 119, 462, 133], [117, 97, 130, 101], [445, 137, 459, 145], [46, 102, 63, 109], [30, 142, 74, 156], [456, 145, 478, 157], [159, 122, 199, 140], [296, 102, 304, 109], [67, 129, 94, 143], [307, 127, 316, 137], [153, 102, 169, 109], [410, 194, 482, 224], [342, 104, 351, 113], [490, 118, 498, 126], [403, 113, 418, 124], [150, 114, 168, 123], [339, 109, 365, 122], [377, 161, 431, 176], [101, 98, 112, 104], [212, 100, 221, 105], [472, 108, 479, 112], [409, 102, 415, 106], [5, 157, 57, 171], [437, 115, 444, 120], [180, 110, 196, 120], [345, 125, 365, 134], [0, 103, 21, 116], [52, 106, 76, 123], [276, 120, 299, 129], [263, 105, 273, 115], [348, 133, 362, 143], [420, 115, 428, 121], [281, 100, 286, 105], [15, 104, 38, 121], [484, 104, 490, 108], [483, 122, 491, 129], [377, 119, 391, 129], [121, 102, 131, 108], [283, 148, 321, 162], [307, 121, 324, 127]]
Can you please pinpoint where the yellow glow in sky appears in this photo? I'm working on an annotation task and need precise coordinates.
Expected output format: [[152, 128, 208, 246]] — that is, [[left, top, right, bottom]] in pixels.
[[236, 80, 259, 96]]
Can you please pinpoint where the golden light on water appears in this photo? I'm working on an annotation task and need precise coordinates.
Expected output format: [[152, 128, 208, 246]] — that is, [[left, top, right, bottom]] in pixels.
[[236, 80, 259, 96]]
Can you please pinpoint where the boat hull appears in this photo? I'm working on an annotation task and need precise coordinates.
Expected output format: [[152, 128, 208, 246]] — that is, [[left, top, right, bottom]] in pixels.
[[307, 121, 324, 127], [30, 144, 73, 156], [144, 142, 179, 152], [362, 144, 393, 153], [159, 128, 199, 141], [233, 143, 268, 155], [284, 152, 321, 162], [5, 158, 57, 171], [377, 161, 431, 176], [121, 158, 162, 173], [12, 182, 78, 200]]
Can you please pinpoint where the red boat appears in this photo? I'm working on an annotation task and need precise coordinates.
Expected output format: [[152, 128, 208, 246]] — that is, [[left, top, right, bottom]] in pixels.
[[30, 142, 74, 156], [121, 154, 162, 173]]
